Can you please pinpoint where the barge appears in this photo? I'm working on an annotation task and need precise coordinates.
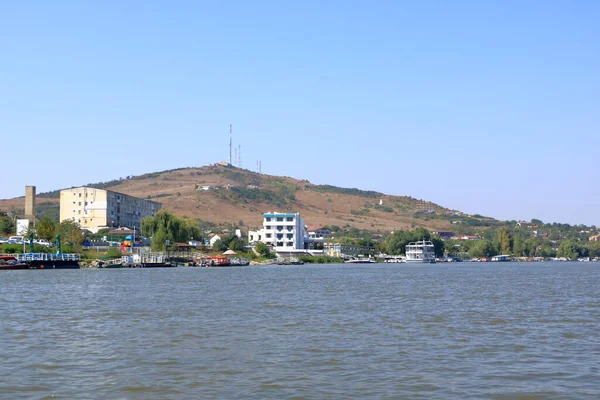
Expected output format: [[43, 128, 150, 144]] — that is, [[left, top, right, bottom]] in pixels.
[[16, 253, 81, 269]]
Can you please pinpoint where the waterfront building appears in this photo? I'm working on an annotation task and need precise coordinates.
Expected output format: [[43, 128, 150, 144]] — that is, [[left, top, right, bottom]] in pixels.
[[324, 242, 374, 258], [308, 225, 332, 239], [249, 211, 307, 251], [59, 187, 161, 233]]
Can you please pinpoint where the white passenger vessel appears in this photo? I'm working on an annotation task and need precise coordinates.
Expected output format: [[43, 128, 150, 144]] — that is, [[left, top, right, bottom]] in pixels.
[[405, 240, 436, 263]]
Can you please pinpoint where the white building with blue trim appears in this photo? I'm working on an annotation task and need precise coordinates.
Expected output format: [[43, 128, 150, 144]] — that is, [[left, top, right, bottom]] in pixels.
[[248, 211, 307, 251]]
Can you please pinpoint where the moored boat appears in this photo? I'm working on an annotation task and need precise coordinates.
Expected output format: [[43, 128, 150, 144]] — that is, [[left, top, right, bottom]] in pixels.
[[405, 240, 436, 264], [204, 256, 232, 267], [16, 253, 80, 269], [0, 255, 29, 270], [344, 257, 377, 264]]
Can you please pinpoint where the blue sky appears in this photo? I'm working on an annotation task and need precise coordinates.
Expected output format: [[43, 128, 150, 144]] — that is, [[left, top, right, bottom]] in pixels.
[[1, 1, 598, 225]]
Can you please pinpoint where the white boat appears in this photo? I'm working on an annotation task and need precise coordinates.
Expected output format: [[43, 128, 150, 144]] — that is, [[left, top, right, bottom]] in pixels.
[[405, 240, 436, 263], [491, 254, 511, 262], [344, 257, 377, 264]]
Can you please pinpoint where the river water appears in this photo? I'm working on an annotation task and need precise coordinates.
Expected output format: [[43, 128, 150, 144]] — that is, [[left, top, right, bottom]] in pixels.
[[1, 262, 599, 399]]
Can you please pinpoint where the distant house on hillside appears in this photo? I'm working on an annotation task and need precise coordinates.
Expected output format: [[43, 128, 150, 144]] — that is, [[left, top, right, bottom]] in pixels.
[[209, 234, 223, 248], [456, 235, 479, 240], [589, 234, 600, 242], [434, 231, 455, 240], [308, 225, 331, 239]]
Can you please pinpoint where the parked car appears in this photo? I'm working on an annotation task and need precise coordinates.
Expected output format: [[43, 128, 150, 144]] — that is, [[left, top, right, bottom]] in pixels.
[[0, 237, 8, 244], [9, 236, 24, 243]]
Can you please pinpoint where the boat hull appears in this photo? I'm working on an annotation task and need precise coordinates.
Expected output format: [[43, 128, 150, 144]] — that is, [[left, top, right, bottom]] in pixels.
[[0, 265, 29, 270], [27, 261, 80, 269], [405, 259, 436, 264]]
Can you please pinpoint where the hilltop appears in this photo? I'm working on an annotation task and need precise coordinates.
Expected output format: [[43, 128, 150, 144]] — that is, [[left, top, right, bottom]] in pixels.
[[0, 164, 490, 232]]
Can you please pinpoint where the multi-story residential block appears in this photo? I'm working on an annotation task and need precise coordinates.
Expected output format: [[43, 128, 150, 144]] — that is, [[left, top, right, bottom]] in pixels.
[[249, 211, 307, 251], [59, 187, 161, 233]]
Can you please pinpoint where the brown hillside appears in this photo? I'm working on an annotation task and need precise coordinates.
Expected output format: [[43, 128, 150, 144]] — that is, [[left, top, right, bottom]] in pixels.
[[0, 165, 460, 232]]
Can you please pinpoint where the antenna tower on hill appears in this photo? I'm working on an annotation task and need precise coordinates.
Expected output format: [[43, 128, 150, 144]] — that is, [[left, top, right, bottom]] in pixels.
[[229, 124, 232, 165]]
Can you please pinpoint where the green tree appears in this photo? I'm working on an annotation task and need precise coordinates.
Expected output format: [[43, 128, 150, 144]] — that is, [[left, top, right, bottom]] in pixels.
[[513, 235, 524, 257], [254, 241, 274, 258], [142, 211, 201, 248], [497, 228, 512, 255], [0, 214, 15, 235], [468, 239, 497, 258], [557, 239, 584, 260], [37, 216, 56, 241], [58, 220, 84, 246], [150, 228, 169, 251], [588, 241, 600, 258], [228, 236, 245, 251], [213, 239, 228, 252]]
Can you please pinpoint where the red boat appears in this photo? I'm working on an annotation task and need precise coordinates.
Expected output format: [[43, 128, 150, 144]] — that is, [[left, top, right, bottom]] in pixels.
[[204, 256, 232, 267], [0, 255, 29, 270]]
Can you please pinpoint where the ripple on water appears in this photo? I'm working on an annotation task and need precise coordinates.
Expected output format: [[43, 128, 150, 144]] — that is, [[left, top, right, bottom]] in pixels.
[[1, 263, 599, 399]]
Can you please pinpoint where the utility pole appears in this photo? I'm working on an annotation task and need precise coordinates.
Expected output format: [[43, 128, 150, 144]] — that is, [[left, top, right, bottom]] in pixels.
[[229, 124, 232, 165]]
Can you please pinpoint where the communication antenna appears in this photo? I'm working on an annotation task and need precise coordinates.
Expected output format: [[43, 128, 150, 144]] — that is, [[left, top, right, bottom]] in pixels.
[[229, 124, 232, 165], [238, 145, 242, 168]]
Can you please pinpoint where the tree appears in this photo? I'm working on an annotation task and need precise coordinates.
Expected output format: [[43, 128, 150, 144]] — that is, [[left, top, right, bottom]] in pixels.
[[557, 239, 584, 260], [213, 239, 228, 252], [497, 228, 512, 255], [142, 211, 202, 249], [513, 235, 524, 257], [468, 240, 497, 258], [0, 214, 15, 235], [37, 216, 56, 241], [228, 236, 245, 251], [254, 241, 273, 258], [57, 220, 84, 246]]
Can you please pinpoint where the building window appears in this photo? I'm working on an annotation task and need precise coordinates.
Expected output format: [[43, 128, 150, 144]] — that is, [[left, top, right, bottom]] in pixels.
[[286, 242, 293, 247], [277, 226, 283, 231], [265, 217, 271, 222], [265, 226, 271, 230], [277, 242, 284, 247], [78, 202, 81, 206], [79, 193, 82, 197], [286, 217, 293, 221], [266, 233, 272, 238], [78, 210, 81, 214], [276, 217, 283, 222]]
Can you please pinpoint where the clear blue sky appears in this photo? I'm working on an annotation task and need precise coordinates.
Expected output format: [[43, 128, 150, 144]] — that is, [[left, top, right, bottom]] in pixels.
[[1, 1, 598, 225]]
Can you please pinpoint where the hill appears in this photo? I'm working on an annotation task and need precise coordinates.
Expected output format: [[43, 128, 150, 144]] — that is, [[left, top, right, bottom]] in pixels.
[[0, 164, 491, 233]]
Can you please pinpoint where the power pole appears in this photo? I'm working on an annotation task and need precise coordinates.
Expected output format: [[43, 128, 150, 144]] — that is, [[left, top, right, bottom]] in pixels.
[[229, 124, 232, 165]]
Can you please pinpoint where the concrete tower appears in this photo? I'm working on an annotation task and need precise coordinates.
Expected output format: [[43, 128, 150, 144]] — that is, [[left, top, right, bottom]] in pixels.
[[25, 185, 36, 218]]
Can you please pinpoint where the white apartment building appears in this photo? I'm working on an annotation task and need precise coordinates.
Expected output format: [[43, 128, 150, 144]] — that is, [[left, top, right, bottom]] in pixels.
[[59, 187, 161, 233], [248, 212, 306, 251]]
